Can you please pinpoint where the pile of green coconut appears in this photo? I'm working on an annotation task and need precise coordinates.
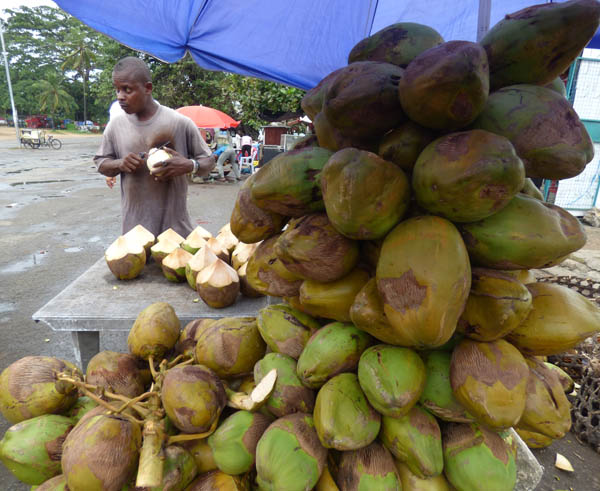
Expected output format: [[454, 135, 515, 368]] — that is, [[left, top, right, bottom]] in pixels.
[[4, 0, 600, 489]]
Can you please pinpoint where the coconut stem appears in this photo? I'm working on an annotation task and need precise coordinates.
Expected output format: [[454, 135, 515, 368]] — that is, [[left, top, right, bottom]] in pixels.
[[115, 390, 159, 414], [136, 418, 165, 488], [148, 355, 158, 381], [166, 418, 219, 445]]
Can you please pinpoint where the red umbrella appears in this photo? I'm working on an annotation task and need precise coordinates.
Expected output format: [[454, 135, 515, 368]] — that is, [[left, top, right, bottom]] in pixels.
[[176, 105, 240, 129]]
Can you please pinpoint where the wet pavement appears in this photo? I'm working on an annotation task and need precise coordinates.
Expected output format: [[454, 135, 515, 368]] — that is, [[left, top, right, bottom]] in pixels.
[[0, 135, 599, 490]]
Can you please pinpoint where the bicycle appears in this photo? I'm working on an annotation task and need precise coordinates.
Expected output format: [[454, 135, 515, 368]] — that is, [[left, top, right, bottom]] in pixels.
[[43, 135, 62, 150]]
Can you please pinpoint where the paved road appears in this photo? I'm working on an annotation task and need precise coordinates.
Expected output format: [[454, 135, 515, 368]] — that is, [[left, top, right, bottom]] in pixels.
[[0, 136, 598, 490]]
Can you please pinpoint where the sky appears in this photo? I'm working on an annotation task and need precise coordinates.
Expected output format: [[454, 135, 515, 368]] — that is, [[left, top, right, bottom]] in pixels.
[[1, 0, 58, 19]]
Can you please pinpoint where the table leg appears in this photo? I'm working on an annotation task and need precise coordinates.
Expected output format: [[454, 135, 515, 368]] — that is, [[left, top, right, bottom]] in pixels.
[[71, 331, 100, 371]]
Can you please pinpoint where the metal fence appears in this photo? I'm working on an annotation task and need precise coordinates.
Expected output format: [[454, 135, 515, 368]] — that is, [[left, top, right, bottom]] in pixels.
[[548, 53, 600, 213]]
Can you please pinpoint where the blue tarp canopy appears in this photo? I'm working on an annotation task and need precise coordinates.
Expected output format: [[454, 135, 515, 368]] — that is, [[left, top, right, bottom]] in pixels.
[[55, 0, 600, 90]]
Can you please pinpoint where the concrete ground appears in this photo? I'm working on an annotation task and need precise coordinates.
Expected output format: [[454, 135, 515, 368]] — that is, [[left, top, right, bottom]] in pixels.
[[0, 133, 599, 490]]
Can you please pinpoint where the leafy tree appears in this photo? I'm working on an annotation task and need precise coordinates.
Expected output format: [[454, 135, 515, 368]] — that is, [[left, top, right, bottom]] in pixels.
[[32, 70, 77, 125]]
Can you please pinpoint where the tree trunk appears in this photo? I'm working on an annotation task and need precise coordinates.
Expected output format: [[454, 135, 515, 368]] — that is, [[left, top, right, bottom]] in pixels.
[[83, 72, 88, 123]]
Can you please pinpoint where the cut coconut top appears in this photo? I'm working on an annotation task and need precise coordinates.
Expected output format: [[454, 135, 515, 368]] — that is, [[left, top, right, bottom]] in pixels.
[[182, 230, 208, 250], [219, 222, 231, 235], [151, 238, 180, 255], [237, 261, 249, 276], [188, 245, 219, 272], [162, 248, 193, 269], [188, 225, 212, 241], [197, 259, 239, 287], [147, 149, 171, 174], [232, 242, 258, 269], [123, 224, 155, 246], [105, 235, 145, 261], [206, 237, 228, 256], [216, 229, 239, 252], [157, 228, 185, 244]]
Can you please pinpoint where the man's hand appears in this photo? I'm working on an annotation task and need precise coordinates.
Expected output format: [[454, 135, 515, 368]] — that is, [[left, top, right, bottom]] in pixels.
[[150, 147, 194, 181], [119, 152, 146, 173]]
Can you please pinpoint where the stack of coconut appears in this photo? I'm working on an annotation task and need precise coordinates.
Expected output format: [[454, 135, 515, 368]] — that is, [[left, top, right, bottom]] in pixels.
[[104, 223, 262, 308], [3, 1, 600, 490]]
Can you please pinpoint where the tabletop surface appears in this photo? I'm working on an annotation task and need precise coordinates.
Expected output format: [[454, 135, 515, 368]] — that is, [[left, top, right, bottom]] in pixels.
[[32, 257, 273, 332]]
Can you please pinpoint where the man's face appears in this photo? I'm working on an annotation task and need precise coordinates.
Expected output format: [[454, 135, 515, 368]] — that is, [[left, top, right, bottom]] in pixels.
[[112, 71, 151, 115]]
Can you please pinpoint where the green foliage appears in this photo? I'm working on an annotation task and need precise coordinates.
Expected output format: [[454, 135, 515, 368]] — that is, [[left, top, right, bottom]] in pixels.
[[0, 6, 306, 129]]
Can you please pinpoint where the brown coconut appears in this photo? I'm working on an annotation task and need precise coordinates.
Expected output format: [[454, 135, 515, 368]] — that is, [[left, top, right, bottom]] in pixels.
[[205, 237, 230, 263], [196, 259, 240, 308], [185, 245, 220, 290], [237, 262, 264, 298], [175, 318, 218, 358], [85, 351, 145, 398], [105, 235, 146, 280]]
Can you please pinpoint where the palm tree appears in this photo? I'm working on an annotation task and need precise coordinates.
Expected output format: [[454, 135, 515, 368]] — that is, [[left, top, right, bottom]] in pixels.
[[61, 27, 96, 122], [32, 71, 76, 127]]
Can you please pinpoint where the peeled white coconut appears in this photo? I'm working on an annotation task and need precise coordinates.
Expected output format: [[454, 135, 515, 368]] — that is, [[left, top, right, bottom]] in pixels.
[[123, 224, 155, 258], [105, 236, 146, 280], [185, 245, 219, 290], [196, 259, 240, 308], [161, 248, 193, 283], [146, 148, 171, 175], [231, 242, 259, 270], [157, 228, 185, 245], [150, 238, 180, 265]]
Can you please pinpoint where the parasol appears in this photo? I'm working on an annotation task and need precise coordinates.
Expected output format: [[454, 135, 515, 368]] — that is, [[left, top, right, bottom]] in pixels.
[[176, 106, 240, 129]]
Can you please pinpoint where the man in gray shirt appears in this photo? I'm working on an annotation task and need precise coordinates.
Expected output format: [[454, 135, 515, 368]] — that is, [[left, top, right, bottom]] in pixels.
[[94, 57, 215, 237]]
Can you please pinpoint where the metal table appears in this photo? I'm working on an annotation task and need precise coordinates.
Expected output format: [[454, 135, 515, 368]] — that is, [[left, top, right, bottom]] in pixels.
[[32, 257, 273, 370]]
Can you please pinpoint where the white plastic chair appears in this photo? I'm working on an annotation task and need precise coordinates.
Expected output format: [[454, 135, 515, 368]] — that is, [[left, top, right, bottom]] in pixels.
[[239, 156, 255, 174]]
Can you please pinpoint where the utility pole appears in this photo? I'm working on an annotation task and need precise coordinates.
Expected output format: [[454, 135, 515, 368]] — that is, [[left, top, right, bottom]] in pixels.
[[0, 19, 20, 147]]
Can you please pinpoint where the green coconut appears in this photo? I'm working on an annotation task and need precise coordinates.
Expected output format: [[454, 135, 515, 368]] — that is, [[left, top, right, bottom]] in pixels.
[[296, 322, 373, 389], [194, 317, 266, 379], [412, 130, 525, 222], [544, 77, 568, 97], [195, 259, 240, 309], [450, 338, 529, 429], [230, 173, 287, 244], [161, 364, 227, 434], [376, 216, 471, 348], [207, 410, 271, 475], [185, 470, 250, 490], [457, 268, 533, 342], [255, 413, 327, 491], [298, 268, 370, 322], [161, 248, 194, 282], [250, 146, 334, 217], [480, 0, 600, 90], [418, 351, 473, 423], [399, 41, 489, 130], [178, 439, 217, 475], [471, 84, 594, 179], [518, 357, 572, 439], [348, 22, 444, 67], [301, 66, 346, 121], [442, 423, 516, 491], [514, 427, 554, 449], [378, 121, 437, 174], [35, 474, 69, 490], [61, 413, 141, 491], [147, 445, 198, 491], [185, 245, 219, 290], [320, 148, 411, 240], [105, 235, 146, 280], [150, 238, 180, 266], [395, 461, 452, 491], [313, 373, 380, 451], [175, 318, 217, 358], [245, 235, 303, 297], [380, 406, 443, 479], [181, 226, 210, 254], [0, 414, 73, 485], [85, 350, 145, 398], [545, 362, 575, 393], [123, 224, 155, 259], [254, 353, 315, 417], [357, 344, 426, 418], [321, 61, 406, 150], [460, 194, 586, 270], [127, 302, 180, 360], [256, 303, 320, 359], [521, 179, 544, 200], [274, 212, 359, 282], [237, 262, 264, 298], [507, 282, 600, 355], [349, 278, 400, 344], [313, 110, 359, 153], [338, 442, 400, 491], [0, 356, 81, 424], [65, 396, 97, 425]]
